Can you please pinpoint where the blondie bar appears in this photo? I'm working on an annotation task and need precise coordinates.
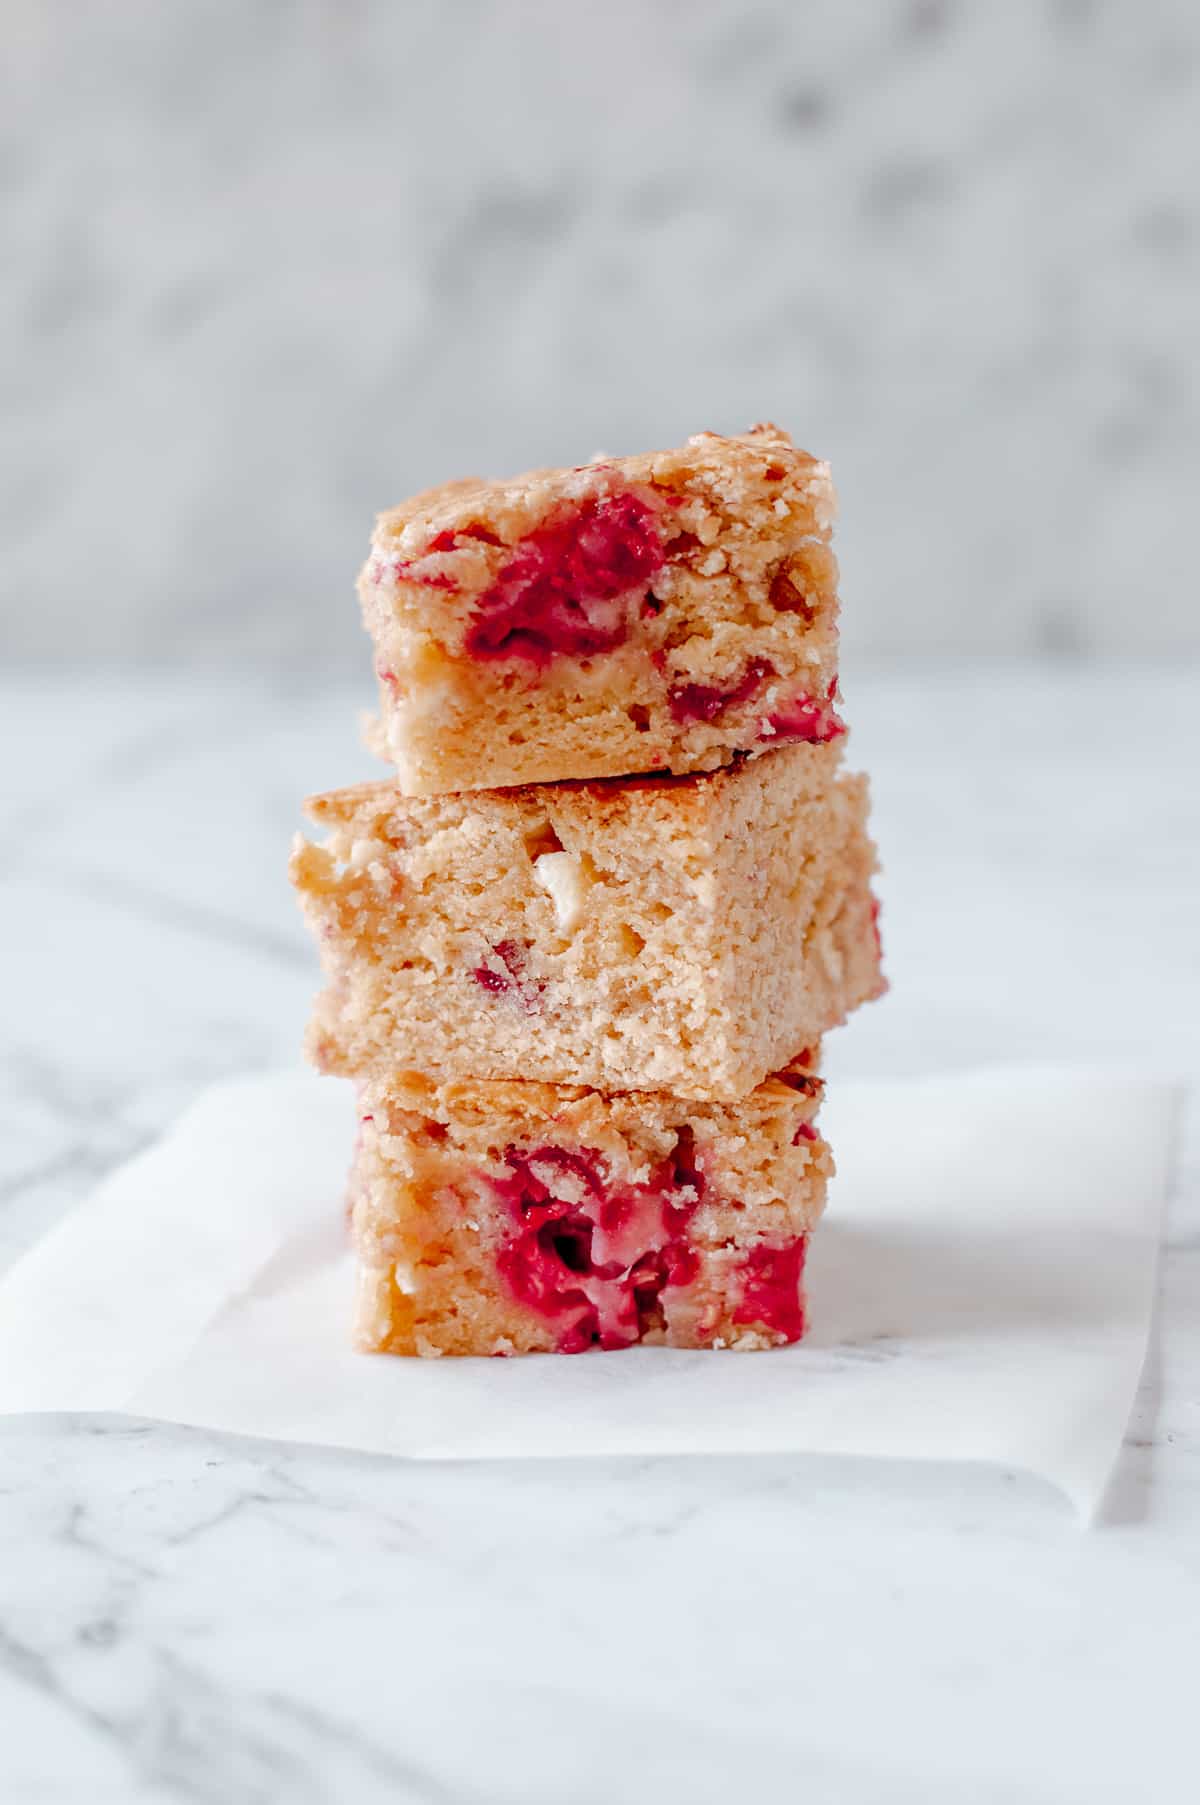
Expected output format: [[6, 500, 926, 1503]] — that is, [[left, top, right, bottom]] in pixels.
[[351, 1061, 831, 1356], [292, 742, 883, 1102], [360, 425, 841, 793]]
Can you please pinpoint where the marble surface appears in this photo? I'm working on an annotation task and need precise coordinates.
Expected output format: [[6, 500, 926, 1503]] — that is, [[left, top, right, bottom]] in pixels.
[[2, 662, 1199, 1803], [5, 0, 1200, 665]]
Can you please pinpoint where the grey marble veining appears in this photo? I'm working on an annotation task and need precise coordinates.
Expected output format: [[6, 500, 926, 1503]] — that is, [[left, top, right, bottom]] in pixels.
[[1, 662, 1198, 1803], [4, 0, 1199, 666]]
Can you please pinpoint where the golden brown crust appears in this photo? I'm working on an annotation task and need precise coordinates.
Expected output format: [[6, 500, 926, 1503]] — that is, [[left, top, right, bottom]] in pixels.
[[372, 425, 832, 553], [302, 739, 844, 835], [363, 1054, 823, 1138]]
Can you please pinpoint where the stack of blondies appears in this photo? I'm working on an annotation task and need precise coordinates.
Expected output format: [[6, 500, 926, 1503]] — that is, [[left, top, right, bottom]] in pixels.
[[291, 426, 884, 1357]]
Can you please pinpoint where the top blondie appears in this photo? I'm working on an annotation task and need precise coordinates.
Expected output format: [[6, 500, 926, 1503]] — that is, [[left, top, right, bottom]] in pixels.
[[360, 425, 841, 794]]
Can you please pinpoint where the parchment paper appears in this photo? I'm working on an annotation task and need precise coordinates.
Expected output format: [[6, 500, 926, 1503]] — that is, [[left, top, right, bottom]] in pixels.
[[0, 1067, 1179, 1520]]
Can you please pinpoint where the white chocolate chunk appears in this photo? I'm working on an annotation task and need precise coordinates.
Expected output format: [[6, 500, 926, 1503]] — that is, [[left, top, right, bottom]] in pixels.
[[533, 850, 591, 934]]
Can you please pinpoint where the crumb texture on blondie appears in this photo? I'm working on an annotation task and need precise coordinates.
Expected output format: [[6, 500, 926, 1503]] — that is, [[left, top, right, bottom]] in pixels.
[[359, 425, 842, 793], [351, 1063, 829, 1357], [290, 742, 885, 1101]]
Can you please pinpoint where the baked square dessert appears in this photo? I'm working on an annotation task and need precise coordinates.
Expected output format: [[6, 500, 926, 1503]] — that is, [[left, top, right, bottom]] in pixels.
[[360, 424, 841, 794], [351, 1061, 831, 1356], [291, 741, 884, 1102]]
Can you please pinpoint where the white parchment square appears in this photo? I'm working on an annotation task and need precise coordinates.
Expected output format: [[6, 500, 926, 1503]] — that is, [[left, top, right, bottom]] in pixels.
[[0, 1068, 1180, 1519]]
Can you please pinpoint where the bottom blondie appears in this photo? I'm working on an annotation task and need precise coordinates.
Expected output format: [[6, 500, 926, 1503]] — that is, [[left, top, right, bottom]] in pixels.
[[351, 1059, 830, 1357]]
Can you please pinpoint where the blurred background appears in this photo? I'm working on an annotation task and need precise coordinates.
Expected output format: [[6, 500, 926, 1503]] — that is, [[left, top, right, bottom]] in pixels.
[[4, 0, 1198, 671]]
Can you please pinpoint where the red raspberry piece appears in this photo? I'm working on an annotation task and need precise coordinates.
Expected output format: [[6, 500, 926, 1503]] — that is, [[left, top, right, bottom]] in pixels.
[[667, 657, 774, 725], [465, 492, 665, 664], [489, 1134, 706, 1352], [763, 688, 844, 744], [470, 940, 542, 1013], [733, 1239, 808, 1342]]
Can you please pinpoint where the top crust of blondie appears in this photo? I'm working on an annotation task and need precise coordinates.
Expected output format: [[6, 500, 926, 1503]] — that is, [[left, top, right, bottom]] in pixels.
[[369, 425, 834, 560], [363, 1057, 824, 1142], [303, 737, 843, 841]]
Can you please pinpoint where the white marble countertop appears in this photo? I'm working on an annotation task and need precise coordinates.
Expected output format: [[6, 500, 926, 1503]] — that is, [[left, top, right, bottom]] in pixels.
[[2, 663, 1198, 1804]]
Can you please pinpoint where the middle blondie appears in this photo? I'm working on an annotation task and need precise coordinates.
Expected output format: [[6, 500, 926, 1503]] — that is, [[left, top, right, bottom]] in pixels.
[[292, 739, 883, 1101]]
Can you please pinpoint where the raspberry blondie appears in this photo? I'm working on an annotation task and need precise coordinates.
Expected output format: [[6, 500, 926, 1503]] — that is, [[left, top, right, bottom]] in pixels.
[[352, 1061, 831, 1357], [292, 741, 883, 1101], [360, 424, 841, 794]]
